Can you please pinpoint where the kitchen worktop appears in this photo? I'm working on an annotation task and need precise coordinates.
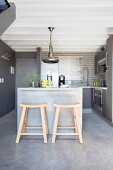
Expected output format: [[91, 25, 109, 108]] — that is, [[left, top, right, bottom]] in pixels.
[[18, 86, 107, 90], [18, 87, 82, 91], [82, 86, 107, 90], [91, 87, 107, 90]]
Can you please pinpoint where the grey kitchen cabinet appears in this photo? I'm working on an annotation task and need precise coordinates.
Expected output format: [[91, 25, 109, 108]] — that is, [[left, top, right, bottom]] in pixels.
[[106, 36, 113, 122], [83, 88, 91, 109], [95, 50, 106, 75], [102, 90, 106, 117], [91, 88, 95, 108], [95, 52, 102, 75], [89, 88, 107, 118], [95, 54, 99, 75]]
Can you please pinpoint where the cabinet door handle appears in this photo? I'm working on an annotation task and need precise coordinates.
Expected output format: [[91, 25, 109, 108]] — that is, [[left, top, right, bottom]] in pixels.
[[106, 52, 108, 65], [106, 52, 108, 85], [97, 64, 98, 73], [93, 89, 95, 101], [106, 52, 109, 66], [101, 91, 103, 105]]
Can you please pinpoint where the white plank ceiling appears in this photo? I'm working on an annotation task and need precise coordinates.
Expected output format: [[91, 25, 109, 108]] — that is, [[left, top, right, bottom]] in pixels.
[[1, 0, 113, 52]]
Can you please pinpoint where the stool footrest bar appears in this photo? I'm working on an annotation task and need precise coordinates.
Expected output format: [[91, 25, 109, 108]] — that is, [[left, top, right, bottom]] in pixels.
[[21, 133, 43, 136], [26, 126, 42, 129], [56, 133, 78, 136], [57, 126, 75, 129]]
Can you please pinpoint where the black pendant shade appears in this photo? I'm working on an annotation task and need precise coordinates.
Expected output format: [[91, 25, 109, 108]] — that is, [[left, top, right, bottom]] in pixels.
[[42, 27, 59, 64]]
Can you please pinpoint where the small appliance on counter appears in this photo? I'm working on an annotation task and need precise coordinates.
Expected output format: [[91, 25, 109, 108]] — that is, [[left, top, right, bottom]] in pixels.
[[47, 73, 52, 81], [100, 79, 106, 87], [59, 75, 65, 87], [41, 73, 53, 88], [93, 79, 106, 87], [93, 80, 100, 87], [47, 73, 53, 87]]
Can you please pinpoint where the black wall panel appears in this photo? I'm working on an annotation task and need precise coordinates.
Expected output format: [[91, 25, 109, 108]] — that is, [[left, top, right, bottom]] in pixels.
[[0, 40, 15, 117]]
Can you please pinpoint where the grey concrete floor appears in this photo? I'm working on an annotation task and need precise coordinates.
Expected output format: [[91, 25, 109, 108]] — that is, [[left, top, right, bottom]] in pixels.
[[0, 111, 113, 170]]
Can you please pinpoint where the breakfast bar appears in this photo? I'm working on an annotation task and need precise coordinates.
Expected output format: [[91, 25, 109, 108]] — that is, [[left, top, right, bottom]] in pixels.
[[17, 87, 83, 134]]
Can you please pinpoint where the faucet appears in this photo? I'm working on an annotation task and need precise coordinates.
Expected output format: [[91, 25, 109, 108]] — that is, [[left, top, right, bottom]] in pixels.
[[83, 67, 89, 86]]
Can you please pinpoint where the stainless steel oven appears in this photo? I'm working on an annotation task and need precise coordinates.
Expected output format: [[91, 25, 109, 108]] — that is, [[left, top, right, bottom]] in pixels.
[[93, 89, 102, 111]]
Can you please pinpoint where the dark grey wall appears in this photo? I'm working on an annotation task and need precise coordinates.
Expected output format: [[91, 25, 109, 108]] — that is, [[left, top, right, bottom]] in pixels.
[[0, 40, 15, 118], [0, 3, 16, 36], [16, 48, 41, 88]]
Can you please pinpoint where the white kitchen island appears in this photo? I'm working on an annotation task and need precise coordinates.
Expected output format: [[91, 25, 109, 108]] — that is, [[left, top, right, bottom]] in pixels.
[[17, 88, 83, 134]]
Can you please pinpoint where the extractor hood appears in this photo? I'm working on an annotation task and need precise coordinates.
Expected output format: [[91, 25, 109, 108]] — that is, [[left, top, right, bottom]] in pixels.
[[42, 27, 59, 64]]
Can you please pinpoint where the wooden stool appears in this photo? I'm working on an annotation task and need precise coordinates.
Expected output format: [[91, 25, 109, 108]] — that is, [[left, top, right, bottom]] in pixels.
[[52, 103, 83, 144], [16, 104, 48, 144]]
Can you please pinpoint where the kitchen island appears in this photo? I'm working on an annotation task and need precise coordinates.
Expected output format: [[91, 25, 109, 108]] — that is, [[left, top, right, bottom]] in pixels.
[[17, 88, 83, 134]]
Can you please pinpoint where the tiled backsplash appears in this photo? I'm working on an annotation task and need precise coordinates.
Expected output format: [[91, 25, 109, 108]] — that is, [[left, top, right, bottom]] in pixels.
[[42, 52, 101, 86]]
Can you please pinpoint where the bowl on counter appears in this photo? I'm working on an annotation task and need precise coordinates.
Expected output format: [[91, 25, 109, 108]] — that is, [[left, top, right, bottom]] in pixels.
[[60, 84, 70, 88]]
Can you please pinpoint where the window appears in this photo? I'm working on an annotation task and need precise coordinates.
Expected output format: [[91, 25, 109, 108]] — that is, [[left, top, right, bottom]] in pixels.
[[59, 56, 83, 80]]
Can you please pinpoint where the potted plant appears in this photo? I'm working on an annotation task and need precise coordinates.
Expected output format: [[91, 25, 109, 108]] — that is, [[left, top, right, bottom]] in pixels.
[[26, 73, 40, 87]]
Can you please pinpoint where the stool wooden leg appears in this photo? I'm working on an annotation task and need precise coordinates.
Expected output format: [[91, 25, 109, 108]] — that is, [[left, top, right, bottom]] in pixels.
[[73, 108, 78, 133], [52, 107, 60, 143], [74, 107, 83, 144], [22, 108, 28, 133], [44, 109, 48, 135], [16, 107, 27, 144], [41, 107, 47, 144]]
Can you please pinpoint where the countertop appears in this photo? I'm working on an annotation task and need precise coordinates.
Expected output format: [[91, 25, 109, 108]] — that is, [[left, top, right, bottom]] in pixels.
[[18, 86, 107, 90], [18, 87, 82, 91], [82, 86, 107, 90]]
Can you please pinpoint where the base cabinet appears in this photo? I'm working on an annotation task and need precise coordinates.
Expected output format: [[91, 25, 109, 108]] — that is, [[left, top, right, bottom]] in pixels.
[[102, 90, 106, 117], [83, 88, 91, 109], [91, 88, 95, 108]]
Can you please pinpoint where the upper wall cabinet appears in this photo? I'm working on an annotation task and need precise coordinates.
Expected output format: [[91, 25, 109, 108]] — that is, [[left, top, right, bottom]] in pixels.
[[95, 50, 106, 75], [0, 2, 16, 36]]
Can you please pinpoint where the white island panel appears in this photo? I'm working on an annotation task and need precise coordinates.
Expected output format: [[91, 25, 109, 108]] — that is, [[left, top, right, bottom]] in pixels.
[[17, 88, 83, 134]]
